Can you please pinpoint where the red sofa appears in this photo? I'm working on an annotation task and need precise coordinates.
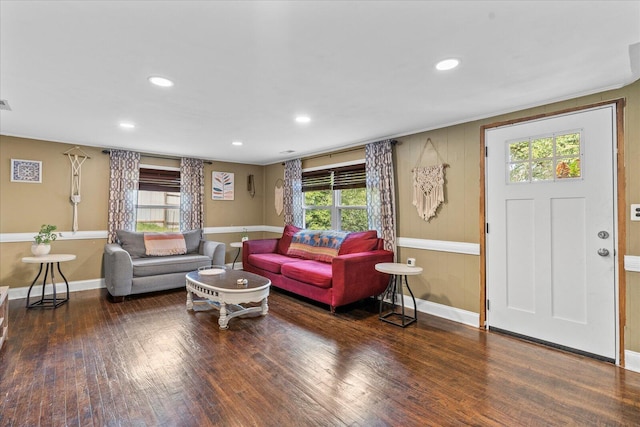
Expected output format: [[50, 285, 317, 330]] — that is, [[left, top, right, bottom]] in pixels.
[[242, 226, 394, 311]]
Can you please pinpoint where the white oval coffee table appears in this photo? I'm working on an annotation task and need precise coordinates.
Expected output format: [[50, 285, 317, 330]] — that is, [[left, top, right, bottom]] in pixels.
[[375, 262, 423, 327], [185, 268, 270, 330]]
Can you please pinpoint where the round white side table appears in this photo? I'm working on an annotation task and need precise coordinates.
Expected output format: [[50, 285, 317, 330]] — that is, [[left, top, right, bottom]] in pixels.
[[375, 262, 423, 327], [21, 254, 76, 308], [230, 242, 243, 270]]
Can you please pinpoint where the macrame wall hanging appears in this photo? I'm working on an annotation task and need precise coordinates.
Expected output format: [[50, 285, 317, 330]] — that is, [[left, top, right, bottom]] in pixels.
[[274, 178, 284, 216], [412, 138, 448, 221], [64, 146, 90, 232]]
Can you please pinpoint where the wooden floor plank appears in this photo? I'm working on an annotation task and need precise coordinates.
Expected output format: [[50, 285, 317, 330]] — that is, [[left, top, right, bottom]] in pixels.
[[1, 287, 640, 426]]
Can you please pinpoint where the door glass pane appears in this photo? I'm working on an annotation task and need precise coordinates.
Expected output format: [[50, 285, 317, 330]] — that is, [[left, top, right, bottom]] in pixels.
[[532, 160, 553, 181], [556, 158, 581, 179], [509, 140, 530, 161], [531, 137, 553, 159], [556, 133, 580, 156], [509, 162, 530, 183]]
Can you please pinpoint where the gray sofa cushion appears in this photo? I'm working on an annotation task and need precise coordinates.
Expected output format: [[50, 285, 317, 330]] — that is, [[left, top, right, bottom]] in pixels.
[[132, 254, 211, 277], [183, 229, 202, 253], [116, 230, 146, 258]]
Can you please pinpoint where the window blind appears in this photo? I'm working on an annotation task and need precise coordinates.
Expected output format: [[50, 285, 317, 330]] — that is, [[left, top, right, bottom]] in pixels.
[[138, 168, 181, 192], [302, 163, 365, 192]]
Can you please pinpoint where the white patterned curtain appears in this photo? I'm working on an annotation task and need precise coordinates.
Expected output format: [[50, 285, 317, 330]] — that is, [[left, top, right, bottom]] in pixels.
[[366, 140, 397, 255], [283, 159, 304, 227], [107, 150, 140, 243], [180, 157, 204, 231]]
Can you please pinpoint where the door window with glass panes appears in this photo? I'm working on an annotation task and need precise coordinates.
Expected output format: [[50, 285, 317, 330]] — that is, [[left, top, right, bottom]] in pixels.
[[302, 163, 367, 232]]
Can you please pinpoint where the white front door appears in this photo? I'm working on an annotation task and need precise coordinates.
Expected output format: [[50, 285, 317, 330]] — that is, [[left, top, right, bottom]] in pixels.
[[485, 105, 617, 360]]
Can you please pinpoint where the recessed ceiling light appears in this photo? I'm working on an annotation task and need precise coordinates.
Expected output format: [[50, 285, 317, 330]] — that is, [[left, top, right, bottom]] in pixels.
[[119, 122, 136, 129], [295, 115, 311, 123], [148, 76, 174, 87], [435, 58, 460, 71], [232, 141, 243, 146]]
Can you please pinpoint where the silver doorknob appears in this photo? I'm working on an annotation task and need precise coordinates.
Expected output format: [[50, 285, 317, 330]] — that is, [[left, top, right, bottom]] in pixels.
[[597, 248, 610, 257], [598, 231, 609, 239]]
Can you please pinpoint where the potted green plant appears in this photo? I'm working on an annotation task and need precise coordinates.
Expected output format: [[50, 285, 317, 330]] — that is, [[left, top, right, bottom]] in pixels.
[[31, 224, 58, 256]]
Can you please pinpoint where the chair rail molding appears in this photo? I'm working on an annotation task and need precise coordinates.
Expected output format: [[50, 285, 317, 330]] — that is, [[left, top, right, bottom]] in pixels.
[[0, 230, 108, 243]]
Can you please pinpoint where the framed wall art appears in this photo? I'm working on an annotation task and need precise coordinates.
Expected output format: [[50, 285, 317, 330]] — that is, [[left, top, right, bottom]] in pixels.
[[11, 159, 42, 183], [212, 171, 234, 200]]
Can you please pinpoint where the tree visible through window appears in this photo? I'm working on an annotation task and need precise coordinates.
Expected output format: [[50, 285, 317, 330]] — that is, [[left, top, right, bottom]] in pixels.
[[302, 164, 367, 231], [507, 131, 581, 183]]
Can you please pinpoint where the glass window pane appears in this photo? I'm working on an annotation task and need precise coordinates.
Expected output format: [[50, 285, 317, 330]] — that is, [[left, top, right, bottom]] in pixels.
[[340, 209, 367, 232], [532, 160, 553, 181], [556, 158, 581, 179], [340, 188, 366, 206], [531, 137, 553, 159], [556, 133, 580, 156], [304, 190, 332, 206], [136, 190, 180, 231], [304, 209, 331, 230], [509, 140, 530, 162], [509, 162, 530, 183]]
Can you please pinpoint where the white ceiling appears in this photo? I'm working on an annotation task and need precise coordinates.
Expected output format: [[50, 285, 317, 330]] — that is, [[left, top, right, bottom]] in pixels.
[[1, 1, 639, 165]]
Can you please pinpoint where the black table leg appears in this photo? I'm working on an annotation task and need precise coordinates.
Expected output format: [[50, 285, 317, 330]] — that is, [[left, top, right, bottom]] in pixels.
[[27, 262, 70, 309]]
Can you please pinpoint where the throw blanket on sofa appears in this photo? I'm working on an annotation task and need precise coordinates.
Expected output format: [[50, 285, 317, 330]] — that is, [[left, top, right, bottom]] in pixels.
[[287, 230, 349, 263], [144, 233, 187, 256]]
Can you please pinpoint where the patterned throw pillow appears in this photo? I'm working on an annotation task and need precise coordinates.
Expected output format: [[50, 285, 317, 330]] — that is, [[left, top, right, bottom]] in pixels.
[[287, 230, 349, 263]]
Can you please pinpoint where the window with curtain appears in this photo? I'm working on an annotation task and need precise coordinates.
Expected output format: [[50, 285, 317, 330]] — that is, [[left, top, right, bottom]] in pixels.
[[302, 163, 367, 231], [136, 167, 181, 232]]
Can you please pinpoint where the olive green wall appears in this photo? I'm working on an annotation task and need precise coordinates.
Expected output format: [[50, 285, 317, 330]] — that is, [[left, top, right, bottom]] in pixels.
[[1, 79, 638, 352], [0, 136, 266, 287], [262, 80, 639, 351]]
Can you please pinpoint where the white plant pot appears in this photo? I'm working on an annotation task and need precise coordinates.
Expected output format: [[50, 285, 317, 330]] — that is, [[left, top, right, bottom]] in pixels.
[[31, 243, 51, 256]]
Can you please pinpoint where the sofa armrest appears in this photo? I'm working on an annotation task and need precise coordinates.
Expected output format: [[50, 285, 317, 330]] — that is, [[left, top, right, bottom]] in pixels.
[[103, 243, 134, 297], [200, 240, 226, 266], [242, 238, 279, 267], [331, 250, 394, 304]]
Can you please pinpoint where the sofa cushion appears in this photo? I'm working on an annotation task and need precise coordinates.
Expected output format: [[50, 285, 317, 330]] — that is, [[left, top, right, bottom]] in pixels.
[[287, 229, 349, 262], [132, 254, 210, 277], [116, 230, 146, 258], [277, 224, 301, 255], [183, 229, 202, 253], [281, 260, 333, 289], [339, 230, 379, 255], [248, 253, 302, 274]]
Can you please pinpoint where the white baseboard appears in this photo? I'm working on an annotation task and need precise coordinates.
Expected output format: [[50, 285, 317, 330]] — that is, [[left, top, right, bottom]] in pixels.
[[625, 350, 640, 372], [387, 295, 480, 328], [8, 278, 105, 300]]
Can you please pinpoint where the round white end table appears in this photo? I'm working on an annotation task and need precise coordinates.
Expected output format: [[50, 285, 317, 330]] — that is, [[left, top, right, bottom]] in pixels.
[[375, 262, 423, 327], [230, 242, 243, 270], [21, 254, 76, 309]]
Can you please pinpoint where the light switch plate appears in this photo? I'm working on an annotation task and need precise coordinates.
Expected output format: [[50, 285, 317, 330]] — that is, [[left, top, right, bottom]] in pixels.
[[631, 204, 640, 221]]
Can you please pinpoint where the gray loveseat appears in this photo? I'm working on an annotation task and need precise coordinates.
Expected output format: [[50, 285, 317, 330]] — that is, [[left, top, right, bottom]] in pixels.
[[103, 229, 226, 301]]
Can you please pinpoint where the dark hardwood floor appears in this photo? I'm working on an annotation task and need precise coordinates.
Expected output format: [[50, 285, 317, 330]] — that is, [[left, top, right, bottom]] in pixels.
[[1, 287, 640, 426]]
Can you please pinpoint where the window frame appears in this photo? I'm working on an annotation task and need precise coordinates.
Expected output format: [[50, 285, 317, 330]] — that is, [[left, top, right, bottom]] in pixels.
[[302, 161, 367, 231], [135, 164, 182, 232]]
